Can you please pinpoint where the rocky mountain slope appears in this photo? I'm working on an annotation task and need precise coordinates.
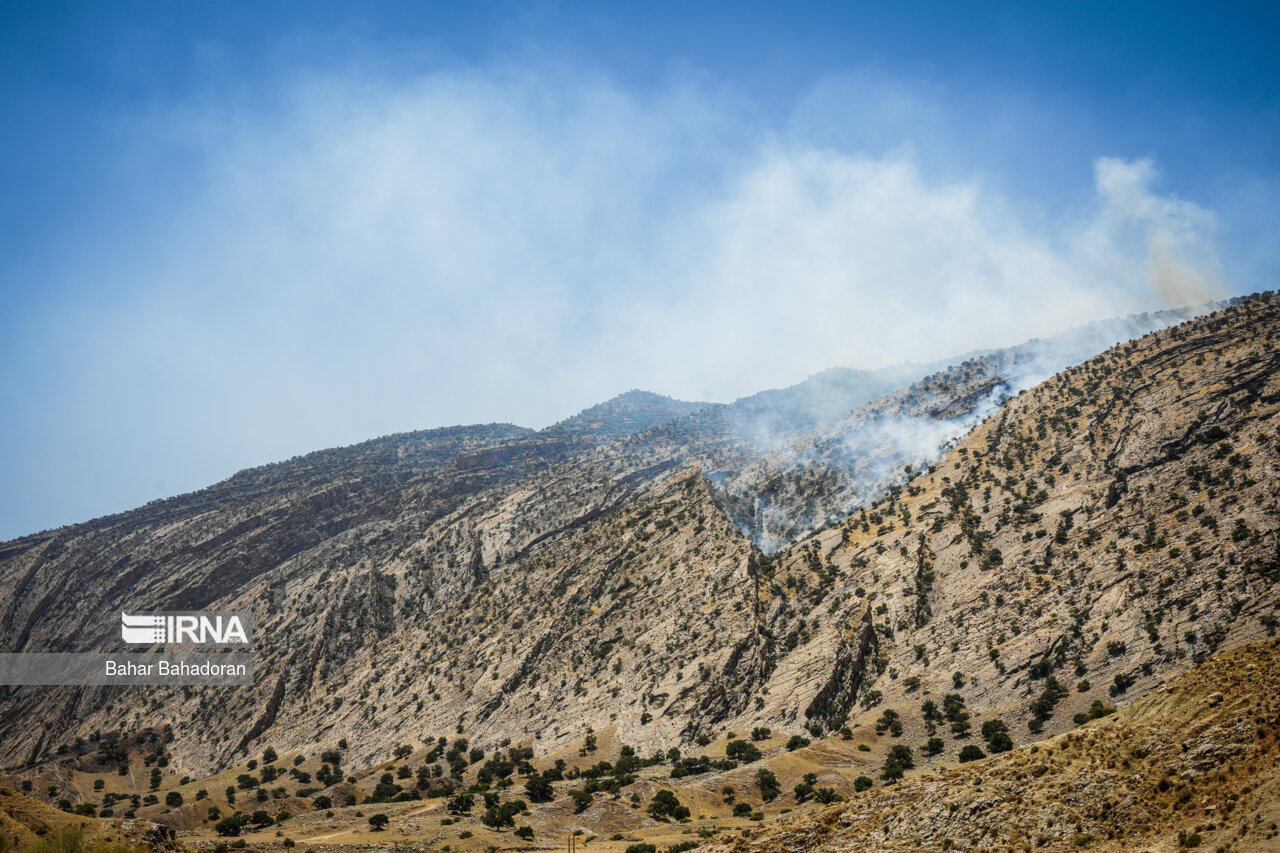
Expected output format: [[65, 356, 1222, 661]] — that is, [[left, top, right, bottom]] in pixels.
[[0, 291, 1275, 852], [740, 292, 1279, 749], [706, 639, 1280, 853], [0, 329, 1078, 767], [713, 308, 1211, 552], [3, 641, 1273, 853]]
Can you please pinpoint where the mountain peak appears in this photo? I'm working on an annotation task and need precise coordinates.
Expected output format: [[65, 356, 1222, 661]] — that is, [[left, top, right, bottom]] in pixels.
[[542, 388, 711, 441]]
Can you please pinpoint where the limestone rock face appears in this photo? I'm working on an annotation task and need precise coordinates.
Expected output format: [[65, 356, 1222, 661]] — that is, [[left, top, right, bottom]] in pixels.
[[704, 640, 1280, 853], [0, 291, 1274, 817], [746, 293, 1280, 753]]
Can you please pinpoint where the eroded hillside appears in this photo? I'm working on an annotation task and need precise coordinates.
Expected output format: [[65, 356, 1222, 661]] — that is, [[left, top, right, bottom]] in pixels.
[[736, 293, 1279, 752], [707, 639, 1280, 852], [715, 307, 1212, 551], [0, 293, 1275, 843]]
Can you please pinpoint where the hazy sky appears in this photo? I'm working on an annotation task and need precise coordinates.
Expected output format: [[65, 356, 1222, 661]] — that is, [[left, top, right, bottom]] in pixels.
[[2, 2, 1278, 540]]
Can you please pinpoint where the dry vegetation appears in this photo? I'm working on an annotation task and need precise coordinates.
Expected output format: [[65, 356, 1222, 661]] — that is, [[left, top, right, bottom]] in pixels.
[[0, 294, 1277, 852]]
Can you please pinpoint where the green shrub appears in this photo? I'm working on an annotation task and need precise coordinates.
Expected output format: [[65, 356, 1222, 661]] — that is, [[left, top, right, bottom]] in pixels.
[[755, 768, 780, 802], [1073, 700, 1117, 725], [569, 789, 593, 813], [214, 818, 243, 837], [980, 719, 1007, 740], [524, 774, 554, 803], [987, 731, 1013, 753], [649, 789, 690, 821], [725, 740, 762, 763], [785, 735, 810, 751], [1110, 673, 1135, 696]]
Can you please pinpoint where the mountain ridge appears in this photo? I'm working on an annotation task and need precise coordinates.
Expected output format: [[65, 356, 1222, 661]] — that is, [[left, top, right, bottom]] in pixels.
[[0, 294, 1276, 853]]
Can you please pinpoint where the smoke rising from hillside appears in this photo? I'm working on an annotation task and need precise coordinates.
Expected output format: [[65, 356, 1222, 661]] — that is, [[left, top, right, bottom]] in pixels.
[[0, 67, 1231, 539], [716, 307, 1202, 551], [1091, 157, 1224, 307]]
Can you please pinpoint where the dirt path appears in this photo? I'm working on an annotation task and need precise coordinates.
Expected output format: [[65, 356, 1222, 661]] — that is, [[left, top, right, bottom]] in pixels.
[[300, 801, 441, 842], [300, 829, 353, 842]]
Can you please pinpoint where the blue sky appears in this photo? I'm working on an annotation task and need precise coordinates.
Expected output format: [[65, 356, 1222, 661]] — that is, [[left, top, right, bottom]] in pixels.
[[1, 1, 1278, 540]]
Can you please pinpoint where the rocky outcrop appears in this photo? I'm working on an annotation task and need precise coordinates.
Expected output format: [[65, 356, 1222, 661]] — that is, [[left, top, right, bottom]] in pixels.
[[803, 606, 878, 726], [706, 639, 1280, 853]]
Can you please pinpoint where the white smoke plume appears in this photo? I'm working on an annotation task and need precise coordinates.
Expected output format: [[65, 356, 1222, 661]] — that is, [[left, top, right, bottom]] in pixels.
[[0, 67, 1234, 539], [1090, 157, 1225, 307], [717, 307, 1208, 552]]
